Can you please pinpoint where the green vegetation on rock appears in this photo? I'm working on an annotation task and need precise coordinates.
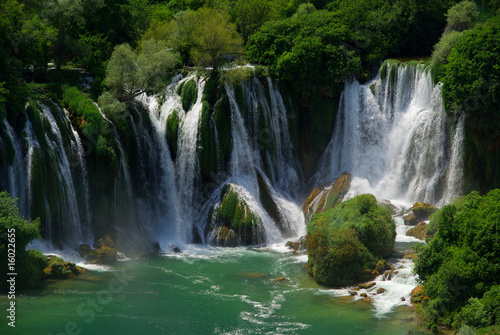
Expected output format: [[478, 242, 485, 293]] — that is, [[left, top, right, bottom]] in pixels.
[[166, 109, 181, 159], [306, 194, 395, 287], [211, 184, 262, 245], [180, 79, 198, 112]]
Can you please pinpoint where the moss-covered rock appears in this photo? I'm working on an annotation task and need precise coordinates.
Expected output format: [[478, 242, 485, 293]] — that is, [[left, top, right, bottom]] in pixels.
[[305, 194, 396, 287], [411, 284, 428, 304], [166, 109, 180, 160], [212, 226, 238, 247], [180, 79, 197, 112], [84, 235, 119, 265], [211, 184, 263, 245], [403, 213, 419, 226], [302, 173, 352, 223], [43, 256, 82, 279], [197, 101, 222, 180], [213, 94, 232, 166], [411, 202, 438, 221], [406, 222, 433, 240]]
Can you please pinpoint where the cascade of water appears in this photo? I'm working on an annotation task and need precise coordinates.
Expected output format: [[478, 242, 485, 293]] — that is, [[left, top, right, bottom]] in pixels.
[[66, 109, 92, 243], [176, 76, 206, 243], [223, 81, 303, 244], [97, 105, 134, 201], [138, 76, 182, 242], [443, 112, 466, 203], [3, 120, 28, 216], [41, 104, 83, 244], [266, 78, 300, 194], [317, 63, 460, 205]]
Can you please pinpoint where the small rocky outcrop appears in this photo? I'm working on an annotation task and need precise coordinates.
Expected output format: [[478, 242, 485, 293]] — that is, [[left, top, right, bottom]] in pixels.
[[302, 172, 352, 223], [43, 256, 84, 279], [403, 202, 438, 225], [78, 236, 120, 265], [213, 226, 239, 247], [406, 222, 433, 240], [209, 184, 264, 246], [285, 236, 306, 251], [379, 200, 398, 215], [306, 194, 396, 287], [411, 202, 438, 221], [403, 213, 419, 226], [411, 284, 428, 304]]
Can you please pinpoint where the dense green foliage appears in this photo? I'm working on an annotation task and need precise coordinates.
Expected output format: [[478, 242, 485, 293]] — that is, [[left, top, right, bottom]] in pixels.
[[442, 16, 500, 136], [306, 194, 395, 287], [414, 190, 500, 330], [246, 0, 463, 89], [446, 0, 479, 32], [0, 191, 45, 291]]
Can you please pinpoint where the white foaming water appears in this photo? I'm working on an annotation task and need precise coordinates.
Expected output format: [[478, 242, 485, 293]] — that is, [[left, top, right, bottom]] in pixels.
[[316, 63, 463, 206], [176, 76, 206, 243]]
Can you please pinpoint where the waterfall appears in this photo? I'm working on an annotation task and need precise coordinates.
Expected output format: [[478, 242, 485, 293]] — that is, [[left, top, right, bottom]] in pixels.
[[176, 76, 206, 243], [137, 76, 182, 243], [443, 113, 466, 203], [41, 104, 85, 244], [3, 120, 28, 216], [316, 63, 463, 206]]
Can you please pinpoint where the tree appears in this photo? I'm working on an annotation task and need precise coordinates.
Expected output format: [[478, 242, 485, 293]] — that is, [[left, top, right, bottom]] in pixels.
[[233, 0, 278, 44], [103, 39, 178, 102], [190, 8, 243, 68], [442, 16, 500, 136], [445, 1, 479, 32], [430, 30, 463, 65]]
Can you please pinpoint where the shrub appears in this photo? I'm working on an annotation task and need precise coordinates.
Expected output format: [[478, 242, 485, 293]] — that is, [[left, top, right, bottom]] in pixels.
[[446, 1, 479, 32], [430, 31, 463, 65]]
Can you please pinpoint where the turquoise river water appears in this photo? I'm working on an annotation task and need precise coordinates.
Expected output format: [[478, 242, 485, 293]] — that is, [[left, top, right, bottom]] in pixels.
[[1, 243, 430, 335]]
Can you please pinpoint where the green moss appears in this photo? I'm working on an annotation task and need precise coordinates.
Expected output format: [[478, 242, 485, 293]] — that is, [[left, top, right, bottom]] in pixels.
[[214, 184, 262, 245], [306, 194, 396, 287], [43, 256, 80, 279], [197, 101, 221, 179], [166, 109, 180, 159], [213, 95, 232, 164], [202, 71, 219, 106], [428, 62, 448, 85], [180, 79, 197, 112]]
